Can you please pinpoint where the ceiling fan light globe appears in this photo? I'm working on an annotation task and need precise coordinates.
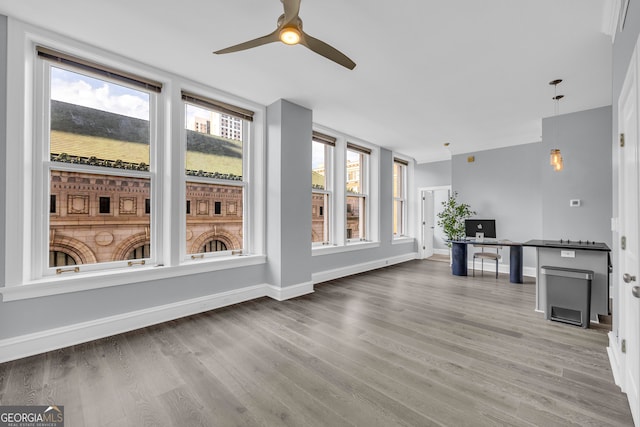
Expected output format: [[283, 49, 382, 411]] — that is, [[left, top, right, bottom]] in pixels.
[[280, 27, 301, 45]]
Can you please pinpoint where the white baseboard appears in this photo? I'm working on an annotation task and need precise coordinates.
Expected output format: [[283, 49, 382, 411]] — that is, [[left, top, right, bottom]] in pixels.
[[0, 284, 268, 364], [0, 253, 419, 363], [312, 252, 418, 284], [265, 281, 314, 301], [433, 248, 449, 256], [607, 331, 624, 388]]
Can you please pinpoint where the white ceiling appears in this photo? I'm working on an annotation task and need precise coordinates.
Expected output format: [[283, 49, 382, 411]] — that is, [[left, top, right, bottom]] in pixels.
[[0, 0, 613, 163]]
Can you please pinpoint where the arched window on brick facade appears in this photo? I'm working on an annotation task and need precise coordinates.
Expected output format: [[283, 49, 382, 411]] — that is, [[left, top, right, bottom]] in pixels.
[[127, 243, 151, 260], [203, 239, 227, 253], [49, 250, 78, 267]]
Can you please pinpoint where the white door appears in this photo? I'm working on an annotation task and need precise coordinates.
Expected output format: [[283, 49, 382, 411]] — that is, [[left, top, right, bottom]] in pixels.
[[618, 47, 640, 424], [421, 190, 435, 259]]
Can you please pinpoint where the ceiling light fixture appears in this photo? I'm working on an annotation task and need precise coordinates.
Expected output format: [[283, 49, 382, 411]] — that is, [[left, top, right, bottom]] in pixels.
[[279, 26, 301, 45], [549, 79, 564, 172]]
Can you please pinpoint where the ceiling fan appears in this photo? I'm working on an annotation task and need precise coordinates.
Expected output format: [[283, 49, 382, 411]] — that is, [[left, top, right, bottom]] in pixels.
[[213, 0, 356, 70]]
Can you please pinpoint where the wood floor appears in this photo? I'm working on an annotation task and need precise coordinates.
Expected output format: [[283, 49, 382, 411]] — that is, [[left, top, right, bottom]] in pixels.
[[0, 259, 633, 426]]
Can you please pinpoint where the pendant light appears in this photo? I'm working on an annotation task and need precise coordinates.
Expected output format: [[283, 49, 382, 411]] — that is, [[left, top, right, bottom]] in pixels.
[[549, 79, 564, 171]]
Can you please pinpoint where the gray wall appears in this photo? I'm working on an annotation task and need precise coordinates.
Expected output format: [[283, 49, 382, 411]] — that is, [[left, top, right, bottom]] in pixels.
[[416, 106, 612, 271], [415, 160, 451, 188], [266, 100, 313, 288], [0, 16, 5, 288], [452, 143, 543, 268], [541, 106, 612, 245], [0, 15, 416, 344], [311, 148, 417, 273], [0, 265, 269, 339]]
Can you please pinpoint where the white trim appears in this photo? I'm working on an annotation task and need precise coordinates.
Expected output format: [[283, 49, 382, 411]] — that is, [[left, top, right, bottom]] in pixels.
[[312, 253, 417, 284], [265, 281, 314, 301], [392, 236, 415, 245], [608, 331, 624, 388], [433, 248, 449, 256], [621, 0, 630, 32], [523, 266, 537, 277], [602, 0, 622, 42], [3, 18, 267, 291], [417, 185, 452, 260], [312, 241, 380, 256], [0, 255, 266, 301], [0, 283, 269, 364]]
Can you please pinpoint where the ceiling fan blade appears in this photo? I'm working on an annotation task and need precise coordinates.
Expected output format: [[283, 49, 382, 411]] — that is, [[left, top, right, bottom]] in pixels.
[[282, 0, 301, 25], [214, 30, 280, 55], [300, 32, 356, 70]]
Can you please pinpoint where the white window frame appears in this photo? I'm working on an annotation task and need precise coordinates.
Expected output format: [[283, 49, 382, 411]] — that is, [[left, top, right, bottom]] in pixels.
[[345, 144, 370, 243], [2, 20, 265, 301], [182, 97, 250, 261], [393, 158, 408, 238], [311, 127, 380, 256], [35, 55, 160, 277], [311, 133, 334, 246]]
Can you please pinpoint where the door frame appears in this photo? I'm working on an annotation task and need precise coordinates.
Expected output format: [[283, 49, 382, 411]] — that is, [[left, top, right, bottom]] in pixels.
[[610, 40, 640, 425], [417, 185, 451, 259]]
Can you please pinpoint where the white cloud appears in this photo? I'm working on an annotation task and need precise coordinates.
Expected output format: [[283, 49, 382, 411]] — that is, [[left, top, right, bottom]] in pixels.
[[51, 77, 149, 120]]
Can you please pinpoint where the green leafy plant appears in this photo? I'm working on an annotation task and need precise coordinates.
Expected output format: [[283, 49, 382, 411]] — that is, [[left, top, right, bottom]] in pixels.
[[437, 192, 476, 246]]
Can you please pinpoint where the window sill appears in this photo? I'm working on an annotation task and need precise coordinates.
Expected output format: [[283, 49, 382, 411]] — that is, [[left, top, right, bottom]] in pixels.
[[312, 241, 380, 256], [392, 236, 415, 245], [0, 254, 267, 302]]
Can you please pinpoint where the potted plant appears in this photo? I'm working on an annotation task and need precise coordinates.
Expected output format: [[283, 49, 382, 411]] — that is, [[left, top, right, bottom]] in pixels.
[[437, 191, 476, 245], [436, 192, 475, 274]]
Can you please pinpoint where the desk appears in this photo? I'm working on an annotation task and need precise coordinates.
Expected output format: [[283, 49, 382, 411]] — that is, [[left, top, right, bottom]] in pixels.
[[449, 240, 523, 284]]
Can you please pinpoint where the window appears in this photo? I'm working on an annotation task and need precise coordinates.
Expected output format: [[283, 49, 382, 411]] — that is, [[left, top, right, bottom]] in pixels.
[[183, 91, 253, 258], [128, 244, 150, 260], [4, 31, 265, 293], [99, 197, 111, 214], [346, 143, 370, 241], [393, 158, 408, 237], [312, 131, 334, 244], [203, 239, 228, 252], [40, 47, 158, 274], [49, 251, 77, 267]]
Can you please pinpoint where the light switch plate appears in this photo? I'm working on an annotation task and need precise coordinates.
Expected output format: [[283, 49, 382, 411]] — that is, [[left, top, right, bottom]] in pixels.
[[570, 199, 581, 207], [561, 250, 576, 258]]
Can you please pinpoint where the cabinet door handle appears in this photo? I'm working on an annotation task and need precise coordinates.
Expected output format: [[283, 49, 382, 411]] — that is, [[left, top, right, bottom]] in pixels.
[[623, 273, 636, 283]]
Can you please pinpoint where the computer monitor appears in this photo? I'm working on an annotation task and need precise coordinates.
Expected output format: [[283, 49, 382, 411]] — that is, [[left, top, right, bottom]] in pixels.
[[465, 219, 496, 239]]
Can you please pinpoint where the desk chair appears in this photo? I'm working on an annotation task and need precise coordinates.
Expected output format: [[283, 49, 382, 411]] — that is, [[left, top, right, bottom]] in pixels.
[[472, 244, 502, 278]]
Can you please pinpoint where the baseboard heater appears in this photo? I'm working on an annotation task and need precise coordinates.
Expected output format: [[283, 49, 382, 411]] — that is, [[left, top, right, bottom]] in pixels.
[[542, 266, 593, 328]]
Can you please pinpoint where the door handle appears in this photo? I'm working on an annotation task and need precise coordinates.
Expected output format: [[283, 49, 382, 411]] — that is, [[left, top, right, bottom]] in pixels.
[[633, 286, 640, 299], [623, 273, 637, 283]]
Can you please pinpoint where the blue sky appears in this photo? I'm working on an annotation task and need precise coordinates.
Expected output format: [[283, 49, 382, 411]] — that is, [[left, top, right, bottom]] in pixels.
[[51, 66, 149, 120], [312, 140, 327, 169]]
